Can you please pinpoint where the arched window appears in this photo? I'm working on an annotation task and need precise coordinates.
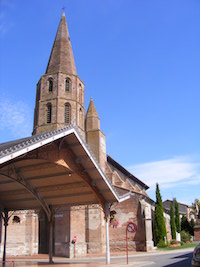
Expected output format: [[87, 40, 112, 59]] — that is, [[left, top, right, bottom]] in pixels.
[[65, 78, 71, 92], [49, 79, 53, 92], [47, 103, 52, 123], [65, 103, 71, 124], [79, 108, 83, 128], [79, 83, 82, 103]]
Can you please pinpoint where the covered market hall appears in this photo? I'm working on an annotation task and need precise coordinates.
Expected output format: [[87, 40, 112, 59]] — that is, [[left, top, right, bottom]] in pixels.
[[0, 126, 130, 265]]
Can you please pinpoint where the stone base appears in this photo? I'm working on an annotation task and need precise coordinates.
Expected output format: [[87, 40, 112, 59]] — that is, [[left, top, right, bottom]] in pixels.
[[109, 241, 146, 252], [145, 241, 154, 251], [87, 242, 103, 254], [0, 242, 38, 256], [69, 242, 87, 258]]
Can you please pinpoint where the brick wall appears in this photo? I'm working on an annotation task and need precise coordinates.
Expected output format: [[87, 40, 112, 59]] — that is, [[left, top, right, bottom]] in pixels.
[[194, 222, 200, 241], [0, 210, 38, 256]]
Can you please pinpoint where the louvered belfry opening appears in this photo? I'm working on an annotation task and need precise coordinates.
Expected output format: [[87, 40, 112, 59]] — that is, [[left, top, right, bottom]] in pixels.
[[47, 104, 52, 123], [65, 103, 70, 124]]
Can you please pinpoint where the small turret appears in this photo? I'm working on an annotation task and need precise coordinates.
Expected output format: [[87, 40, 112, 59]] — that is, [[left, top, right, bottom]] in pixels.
[[85, 98, 100, 131], [85, 99, 107, 170]]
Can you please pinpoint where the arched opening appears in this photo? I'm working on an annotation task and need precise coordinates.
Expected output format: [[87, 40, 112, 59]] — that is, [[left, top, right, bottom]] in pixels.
[[48, 79, 53, 92], [65, 78, 71, 92], [79, 108, 83, 128], [79, 83, 82, 103], [47, 103, 52, 123], [64, 103, 71, 124]]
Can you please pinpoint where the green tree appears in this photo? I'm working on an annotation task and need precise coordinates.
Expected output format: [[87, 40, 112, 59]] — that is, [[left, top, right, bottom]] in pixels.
[[190, 218, 195, 236], [154, 183, 167, 244], [175, 199, 181, 233], [181, 215, 190, 233], [170, 203, 176, 239]]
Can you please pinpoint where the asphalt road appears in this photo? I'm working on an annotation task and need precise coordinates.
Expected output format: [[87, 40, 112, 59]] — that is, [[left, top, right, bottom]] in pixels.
[[109, 248, 194, 267], [4, 248, 194, 267]]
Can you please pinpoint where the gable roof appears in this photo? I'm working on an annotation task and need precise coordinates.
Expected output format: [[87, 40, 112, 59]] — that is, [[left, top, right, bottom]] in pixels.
[[0, 126, 130, 217]]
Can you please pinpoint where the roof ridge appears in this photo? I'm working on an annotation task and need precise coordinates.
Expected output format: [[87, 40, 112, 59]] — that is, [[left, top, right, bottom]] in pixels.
[[0, 125, 74, 159]]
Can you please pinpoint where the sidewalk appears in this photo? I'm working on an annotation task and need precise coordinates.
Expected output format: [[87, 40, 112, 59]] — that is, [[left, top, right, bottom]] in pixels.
[[1, 247, 194, 267], [1, 261, 151, 267]]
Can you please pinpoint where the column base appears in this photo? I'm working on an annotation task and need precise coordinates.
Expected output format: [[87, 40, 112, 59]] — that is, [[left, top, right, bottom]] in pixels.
[[145, 241, 154, 251]]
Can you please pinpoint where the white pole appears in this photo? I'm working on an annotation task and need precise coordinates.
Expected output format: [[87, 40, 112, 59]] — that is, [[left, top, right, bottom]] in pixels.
[[106, 218, 110, 264]]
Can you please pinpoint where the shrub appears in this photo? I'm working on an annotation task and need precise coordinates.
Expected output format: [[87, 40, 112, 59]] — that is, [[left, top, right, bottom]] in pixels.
[[157, 239, 167, 248], [170, 239, 179, 245], [181, 230, 191, 243]]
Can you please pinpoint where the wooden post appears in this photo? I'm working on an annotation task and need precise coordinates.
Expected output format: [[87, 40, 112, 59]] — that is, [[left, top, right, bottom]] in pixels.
[[48, 206, 54, 264]]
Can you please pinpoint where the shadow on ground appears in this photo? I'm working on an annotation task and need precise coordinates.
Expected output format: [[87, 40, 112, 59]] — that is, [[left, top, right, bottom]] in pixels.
[[13, 263, 87, 266], [12, 262, 105, 266], [163, 252, 193, 267]]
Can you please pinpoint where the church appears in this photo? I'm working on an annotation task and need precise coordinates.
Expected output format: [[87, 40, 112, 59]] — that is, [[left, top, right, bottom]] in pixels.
[[0, 12, 156, 259]]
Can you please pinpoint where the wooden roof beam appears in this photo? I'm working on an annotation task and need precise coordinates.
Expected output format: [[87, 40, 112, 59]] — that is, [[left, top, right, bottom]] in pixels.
[[0, 164, 51, 221]]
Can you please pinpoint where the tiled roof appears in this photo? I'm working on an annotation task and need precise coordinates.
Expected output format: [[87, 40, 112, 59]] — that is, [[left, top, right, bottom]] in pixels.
[[0, 125, 74, 159], [163, 200, 188, 214], [107, 155, 149, 190], [0, 126, 132, 204]]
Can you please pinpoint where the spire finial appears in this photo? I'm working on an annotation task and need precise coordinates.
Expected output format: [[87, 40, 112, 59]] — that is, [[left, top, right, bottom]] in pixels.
[[62, 6, 66, 16]]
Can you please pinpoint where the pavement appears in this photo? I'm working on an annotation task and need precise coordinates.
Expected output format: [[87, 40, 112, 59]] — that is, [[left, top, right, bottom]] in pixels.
[[1, 248, 195, 267]]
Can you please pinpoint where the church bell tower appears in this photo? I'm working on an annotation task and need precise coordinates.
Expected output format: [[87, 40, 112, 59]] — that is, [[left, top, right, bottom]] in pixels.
[[33, 12, 85, 137]]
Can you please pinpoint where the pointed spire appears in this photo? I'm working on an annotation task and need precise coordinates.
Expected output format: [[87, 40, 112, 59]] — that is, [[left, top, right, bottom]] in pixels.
[[46, 12, 77, 75], [86, 98, 99, 118], [86, 98, 100, 131]]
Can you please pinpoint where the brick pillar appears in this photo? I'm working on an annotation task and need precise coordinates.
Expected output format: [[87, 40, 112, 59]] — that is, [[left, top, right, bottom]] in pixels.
[[194, 220, 200, 241], [140, 199, 154, 251], [70, 207, 87, 258]]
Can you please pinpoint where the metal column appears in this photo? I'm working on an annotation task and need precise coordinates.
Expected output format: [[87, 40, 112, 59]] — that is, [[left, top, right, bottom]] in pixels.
[[105, 203, 110, 265], [2, 210, 9, 267]]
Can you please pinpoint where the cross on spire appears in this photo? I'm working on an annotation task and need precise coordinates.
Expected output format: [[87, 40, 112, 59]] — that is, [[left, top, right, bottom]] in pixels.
[[62, 6, 66, 16]]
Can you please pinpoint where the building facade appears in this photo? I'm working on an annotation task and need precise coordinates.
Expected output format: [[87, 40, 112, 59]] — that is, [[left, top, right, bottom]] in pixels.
[[163, 199, 195, 222], [1, 12, 156, 258]]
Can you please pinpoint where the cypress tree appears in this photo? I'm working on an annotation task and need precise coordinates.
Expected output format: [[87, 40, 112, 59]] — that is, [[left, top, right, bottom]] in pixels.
[[190, 218, 195, 236], [181, 215, 190, 233], [170, 203, 176, 239], [175, 199, 181, 233], [154, 183, 167, 244]]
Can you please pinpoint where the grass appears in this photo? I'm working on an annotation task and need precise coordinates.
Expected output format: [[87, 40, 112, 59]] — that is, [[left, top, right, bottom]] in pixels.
[[158, 242, 197, 251]]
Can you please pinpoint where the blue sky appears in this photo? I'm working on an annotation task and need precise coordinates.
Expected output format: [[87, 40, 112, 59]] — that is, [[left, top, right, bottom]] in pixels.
[[0, 0, 200, 205]]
